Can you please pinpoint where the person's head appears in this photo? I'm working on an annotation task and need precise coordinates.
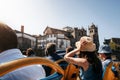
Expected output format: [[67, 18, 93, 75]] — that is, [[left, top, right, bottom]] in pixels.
[[75, 36, 96, 54], [22, 50, 27, 55], [26, 48, 35, 56], [66, 46, 74, 53], [0, 22, 18, 52], [75, 36, 97, 62], [45, 43, 56, 56], [98, 44, 112, 60]]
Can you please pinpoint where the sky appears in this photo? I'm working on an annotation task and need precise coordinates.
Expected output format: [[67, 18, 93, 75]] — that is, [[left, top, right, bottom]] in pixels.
[[0, 0, 120, 45]]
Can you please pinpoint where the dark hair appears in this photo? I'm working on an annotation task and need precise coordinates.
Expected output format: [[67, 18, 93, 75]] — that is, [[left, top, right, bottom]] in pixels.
[[104, 53, 112, 59], [66, 46, 74, 53], [45, 43, 56, 56], [0, 23, 18, 51], [26, 48, 35, 56], [79, 51, 103, 76], [22, 50, 26, 55]]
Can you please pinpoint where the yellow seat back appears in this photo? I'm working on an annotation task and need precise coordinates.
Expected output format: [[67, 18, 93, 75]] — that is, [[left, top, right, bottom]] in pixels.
[[55, 59, 80, 80], [0, 57, 64, 79], [103, 62, 119, 80], [64, 63, 79, 80]]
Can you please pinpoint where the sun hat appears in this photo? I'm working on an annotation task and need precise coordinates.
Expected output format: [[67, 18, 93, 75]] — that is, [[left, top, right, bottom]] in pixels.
[[98, 44, 112, 54], [75, 36, 96, 52]]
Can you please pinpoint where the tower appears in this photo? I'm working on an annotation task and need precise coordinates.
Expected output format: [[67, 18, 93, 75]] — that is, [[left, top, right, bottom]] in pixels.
[[88, 23, 99, 51]]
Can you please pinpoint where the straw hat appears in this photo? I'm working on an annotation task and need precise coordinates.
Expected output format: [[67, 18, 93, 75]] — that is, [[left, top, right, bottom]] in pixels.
[[75, 36, 96, 52]]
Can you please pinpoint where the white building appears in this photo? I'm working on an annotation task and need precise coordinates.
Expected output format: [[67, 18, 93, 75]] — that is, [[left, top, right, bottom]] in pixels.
[[38, 27, 70, 50]]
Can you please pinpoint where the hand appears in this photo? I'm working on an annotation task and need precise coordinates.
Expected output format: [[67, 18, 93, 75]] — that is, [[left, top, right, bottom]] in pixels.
[[75, 38, 88, 51]]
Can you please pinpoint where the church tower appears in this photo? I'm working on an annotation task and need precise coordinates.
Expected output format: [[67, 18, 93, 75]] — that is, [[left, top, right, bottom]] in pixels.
[[88, 23, 99, 50]]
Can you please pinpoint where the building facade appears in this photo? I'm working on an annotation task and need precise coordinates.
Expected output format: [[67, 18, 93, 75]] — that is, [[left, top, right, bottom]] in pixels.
[[104, 38, 120, 52], [16, 24, 100, 51], [38, 27, 70, 50], [38, 23, 99, 50], [15, 26, 37, 51]]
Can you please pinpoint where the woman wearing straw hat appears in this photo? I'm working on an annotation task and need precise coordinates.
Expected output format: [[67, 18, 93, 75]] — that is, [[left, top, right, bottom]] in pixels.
[[64, 36, 103, 80]]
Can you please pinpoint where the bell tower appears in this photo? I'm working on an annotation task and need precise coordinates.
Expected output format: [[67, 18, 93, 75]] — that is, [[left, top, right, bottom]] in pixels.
[[88, 23, 99, 51]]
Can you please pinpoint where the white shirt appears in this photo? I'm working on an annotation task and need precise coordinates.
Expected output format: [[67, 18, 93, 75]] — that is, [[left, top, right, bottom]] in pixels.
[[0, 49, 46, 80], [102, 59, 112, 70]]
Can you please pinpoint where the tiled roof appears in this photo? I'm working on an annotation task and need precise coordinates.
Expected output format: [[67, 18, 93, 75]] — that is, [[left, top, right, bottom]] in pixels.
[[43, 26, 68, 35], [14, 30, 36, 38]]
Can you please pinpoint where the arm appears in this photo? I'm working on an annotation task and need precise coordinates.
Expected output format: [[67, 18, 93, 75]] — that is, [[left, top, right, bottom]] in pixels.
[[64, 49, 79, 58], [64, 48, 85, 67], [64, 39, 89, 69], [64, 40, 82, 62]]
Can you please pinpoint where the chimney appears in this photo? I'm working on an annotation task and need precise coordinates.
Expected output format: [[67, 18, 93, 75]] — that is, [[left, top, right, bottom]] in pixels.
[[21, 25, 24, 33]]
